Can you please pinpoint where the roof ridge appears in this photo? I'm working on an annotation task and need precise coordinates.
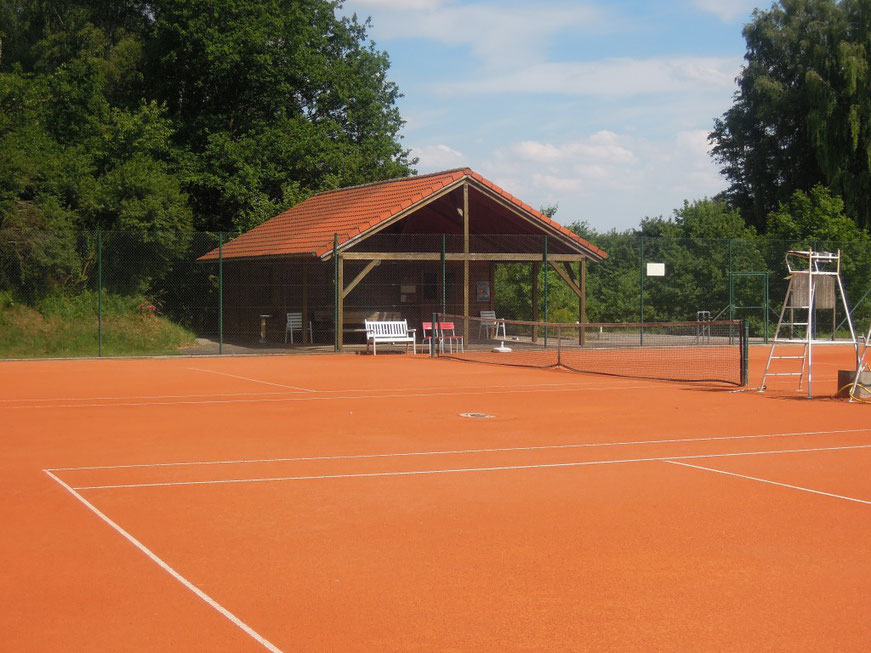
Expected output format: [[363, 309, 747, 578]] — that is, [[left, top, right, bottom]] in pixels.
[[310, 168, 471, 198]]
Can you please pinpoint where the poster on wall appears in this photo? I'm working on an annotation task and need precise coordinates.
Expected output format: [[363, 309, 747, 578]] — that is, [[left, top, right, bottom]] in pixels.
[[476, 281, 490, 302]]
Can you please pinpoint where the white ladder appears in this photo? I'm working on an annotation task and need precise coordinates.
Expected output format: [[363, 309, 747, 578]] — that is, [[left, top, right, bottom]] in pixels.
[[760, 249, 858, 397]]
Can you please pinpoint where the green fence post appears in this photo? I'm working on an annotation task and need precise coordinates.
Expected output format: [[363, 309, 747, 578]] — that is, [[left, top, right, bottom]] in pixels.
[[639, 236, 645, 346], [728, 239, 734, 322], [333, 233, 339, 351], [218, 233, 223, 355], [640, 235, 645, 324], [97, 229, 102, 357], [543, 235, 549, 347], [742, 319, 750, 386], [441, 234, 446, 316]]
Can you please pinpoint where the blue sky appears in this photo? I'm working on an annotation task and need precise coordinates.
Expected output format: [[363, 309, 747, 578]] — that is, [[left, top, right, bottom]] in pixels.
[[342, 0, 762, 232]]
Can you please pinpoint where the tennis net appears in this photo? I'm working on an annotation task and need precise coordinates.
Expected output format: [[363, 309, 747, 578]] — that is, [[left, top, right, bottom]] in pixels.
[[433, 314, 748, 386]]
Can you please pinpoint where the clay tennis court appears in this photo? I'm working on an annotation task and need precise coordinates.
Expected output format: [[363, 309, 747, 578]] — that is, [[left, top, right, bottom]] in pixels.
[[2, 345, 869, 651]]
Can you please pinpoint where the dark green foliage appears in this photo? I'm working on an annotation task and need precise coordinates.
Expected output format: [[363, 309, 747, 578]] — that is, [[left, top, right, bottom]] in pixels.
[[711, 0, 871, 231], [0, 0, 413, 302]]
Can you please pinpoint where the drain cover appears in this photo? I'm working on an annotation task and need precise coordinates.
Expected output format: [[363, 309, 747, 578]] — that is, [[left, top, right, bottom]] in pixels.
[[460, 412, 494, 419]]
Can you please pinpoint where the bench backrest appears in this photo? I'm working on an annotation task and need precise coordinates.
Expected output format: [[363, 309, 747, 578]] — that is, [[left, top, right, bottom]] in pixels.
[[365, 320, 409, 337]]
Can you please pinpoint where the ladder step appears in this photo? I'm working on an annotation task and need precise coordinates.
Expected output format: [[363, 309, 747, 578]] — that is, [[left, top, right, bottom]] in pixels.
[[765, 372, 803, 377], [770, 355, 805, 360]]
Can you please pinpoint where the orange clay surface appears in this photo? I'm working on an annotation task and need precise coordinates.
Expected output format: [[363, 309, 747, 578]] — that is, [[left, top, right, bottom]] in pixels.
[[1, 345, 869, 651]]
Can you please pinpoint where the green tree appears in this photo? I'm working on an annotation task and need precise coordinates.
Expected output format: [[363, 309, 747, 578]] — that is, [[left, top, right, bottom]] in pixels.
[[710, 0, 871, 231], [144, 0, 414, 231]]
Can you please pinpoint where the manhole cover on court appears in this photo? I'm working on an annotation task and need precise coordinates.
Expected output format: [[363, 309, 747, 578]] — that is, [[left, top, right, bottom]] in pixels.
[[460, 412, 494, 419]]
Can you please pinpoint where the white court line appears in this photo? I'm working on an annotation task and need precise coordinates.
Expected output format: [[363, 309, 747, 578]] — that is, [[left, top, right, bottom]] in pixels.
[[0, 379, 628, 405], [47, 427, 871, 472], [2, 383, 664, 409], [43, 470, 283, 652], [187, 367, 315, 392], [69, 444, 871, 490], [666, 460, 871, 505]]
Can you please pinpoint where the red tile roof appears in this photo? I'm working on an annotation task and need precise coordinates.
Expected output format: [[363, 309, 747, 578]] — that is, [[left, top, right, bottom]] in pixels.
[[200, 168, 606, 261]]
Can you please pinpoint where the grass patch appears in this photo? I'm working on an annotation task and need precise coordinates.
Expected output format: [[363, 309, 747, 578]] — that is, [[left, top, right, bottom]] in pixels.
[[0, 290, 196, 358]]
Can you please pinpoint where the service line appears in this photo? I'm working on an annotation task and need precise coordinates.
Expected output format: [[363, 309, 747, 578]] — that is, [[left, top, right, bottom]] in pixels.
[[47, 426, 871, 472], [67, 444, 871, 492]]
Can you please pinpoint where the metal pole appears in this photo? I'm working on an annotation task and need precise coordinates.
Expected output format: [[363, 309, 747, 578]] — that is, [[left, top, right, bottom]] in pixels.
[[97, 230, 102, 357], [742, 319, 750, 386], [543, 235, 548, 347], [333, 234, 338, 351], [441, 234, 446, 316], [728, 239, 734, 322], [218, 233, 223, 355], [640, 236, 644, 346]]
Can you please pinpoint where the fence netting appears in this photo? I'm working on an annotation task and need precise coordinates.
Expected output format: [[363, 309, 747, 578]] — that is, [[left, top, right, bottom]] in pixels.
[[1, 230, 869, 358]]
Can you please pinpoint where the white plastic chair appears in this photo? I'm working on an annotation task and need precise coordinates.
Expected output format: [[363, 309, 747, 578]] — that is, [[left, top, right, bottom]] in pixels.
[[478, 310, 506, 340], [284, 312, 312, 344]]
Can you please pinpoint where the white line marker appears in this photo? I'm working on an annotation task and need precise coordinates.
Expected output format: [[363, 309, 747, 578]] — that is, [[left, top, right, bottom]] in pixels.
[[47, 427, 871, 472], [187, 367, 315, 392], [69, 444, 871, 491], [666, 460, 871, 505], [43, 470, 283, 652]]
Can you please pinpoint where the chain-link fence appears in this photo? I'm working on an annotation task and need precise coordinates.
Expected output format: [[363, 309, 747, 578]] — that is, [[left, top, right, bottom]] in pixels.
[[2, 230, 870, 358]]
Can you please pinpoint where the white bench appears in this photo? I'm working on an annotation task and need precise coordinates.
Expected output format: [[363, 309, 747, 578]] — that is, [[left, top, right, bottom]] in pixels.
[[364, 320, 417, 355]]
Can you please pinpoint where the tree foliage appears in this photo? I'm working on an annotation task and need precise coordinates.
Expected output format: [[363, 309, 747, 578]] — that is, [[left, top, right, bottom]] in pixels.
[[711, 0, 871, 232], [0, 0, 413, 300]]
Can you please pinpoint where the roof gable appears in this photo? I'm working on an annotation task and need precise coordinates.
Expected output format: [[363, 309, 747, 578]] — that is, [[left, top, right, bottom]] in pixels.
[[201, 168, 606, 261]]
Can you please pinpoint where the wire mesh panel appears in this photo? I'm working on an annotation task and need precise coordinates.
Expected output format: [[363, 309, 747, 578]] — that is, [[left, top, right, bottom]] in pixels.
[[436, 313, 746, 386]]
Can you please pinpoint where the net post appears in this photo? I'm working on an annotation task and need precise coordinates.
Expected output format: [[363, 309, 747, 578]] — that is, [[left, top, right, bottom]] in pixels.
[[218, 232, 223, 355], [97, 229, 102, 357], [741, 319, 750, 386], [431, 312, 438, 357], [556, 323, 561, 366]]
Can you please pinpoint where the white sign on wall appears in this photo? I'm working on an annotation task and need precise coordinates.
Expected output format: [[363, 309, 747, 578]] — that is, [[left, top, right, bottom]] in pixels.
[[646, 262, 666, 277]]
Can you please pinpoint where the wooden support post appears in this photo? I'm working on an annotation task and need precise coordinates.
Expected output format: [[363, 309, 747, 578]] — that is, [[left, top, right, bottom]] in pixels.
[[463, 183, 470, 342], [531, 261, 539, 342], [337, 254, 344, 350]]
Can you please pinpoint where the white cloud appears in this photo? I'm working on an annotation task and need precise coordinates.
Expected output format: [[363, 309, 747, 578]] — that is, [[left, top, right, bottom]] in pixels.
[[439, 56, 740, 97], [351, 1, 604, 69], [412, 143, 466, 169], [458, 126, 727, 228], [692, 0, 758, 23], [511, 132, 637, 165]]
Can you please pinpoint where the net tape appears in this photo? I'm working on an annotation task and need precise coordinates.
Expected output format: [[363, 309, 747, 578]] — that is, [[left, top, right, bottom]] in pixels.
[[434, 314, 746, 386]]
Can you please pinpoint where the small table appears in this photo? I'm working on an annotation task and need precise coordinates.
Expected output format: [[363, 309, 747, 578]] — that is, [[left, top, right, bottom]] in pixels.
[[259, 314, 272, 343]]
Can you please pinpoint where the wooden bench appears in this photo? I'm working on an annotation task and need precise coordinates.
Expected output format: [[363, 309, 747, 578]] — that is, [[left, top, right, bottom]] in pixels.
[[364, 320, 417, 355]]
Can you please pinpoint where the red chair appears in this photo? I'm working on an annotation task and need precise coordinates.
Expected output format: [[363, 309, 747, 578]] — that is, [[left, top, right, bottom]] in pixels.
[[437, 321, 464, 353]]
